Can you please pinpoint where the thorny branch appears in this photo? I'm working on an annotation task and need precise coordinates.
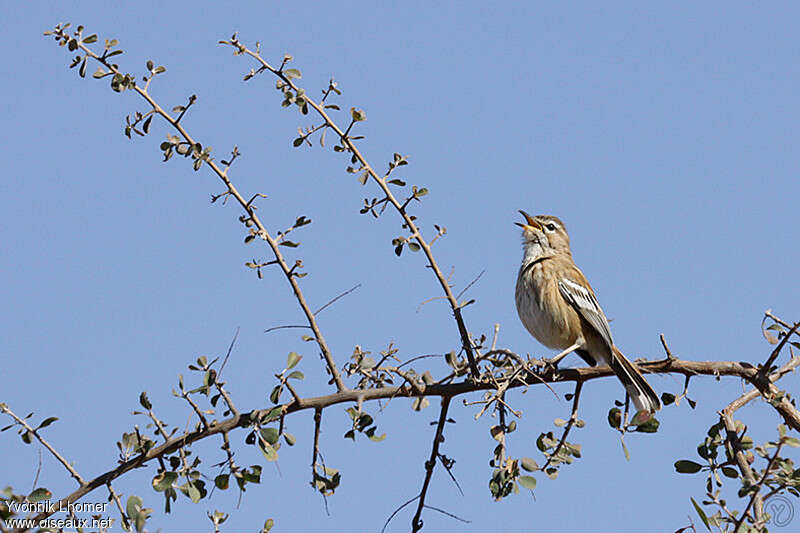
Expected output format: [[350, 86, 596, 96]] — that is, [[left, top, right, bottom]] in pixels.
[[412, 396, 451, 532], [44, 26, 347, 393], [223, 36, 480, 379]]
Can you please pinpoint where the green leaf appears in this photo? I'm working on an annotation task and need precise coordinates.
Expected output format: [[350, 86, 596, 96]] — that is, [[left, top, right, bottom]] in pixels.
[[607, 408, 621, 429], [37, 417, 59, 429], [518, 476, 537, 490], [411, 397, 429, 411], [260, 427, 280, 445], [721, 466, 739, 478], [407, 242, 420, 252], [283, 432, 296, 446], [258, 439, 278, 461], [152, 471, 178, 492], [351, 107, 366, 122], [186, 482, 201, 503], [690, 497, 712, 531], [269, 385, 282, 404], [521, 457, 539, 472], [784, 437, 800, 448], [287, 370, 304, 380], [368, 431, 386, 442], [262, 518, 275, 532], [634, 417, 660, 433], [283, 68, 301, 79], [82, 34, 98, 44], [293, 137, 304, 147], [661, 392, 676, 405], [287, 351, 301, 369], [126, 495, 143, 520], [674, 460, 703, 474], [214, 474, 229, 490], [28, 488, 52, 502]]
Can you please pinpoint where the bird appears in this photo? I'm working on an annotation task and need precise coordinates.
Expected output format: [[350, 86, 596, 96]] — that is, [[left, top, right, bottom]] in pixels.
[[514, 211, 660, 413]]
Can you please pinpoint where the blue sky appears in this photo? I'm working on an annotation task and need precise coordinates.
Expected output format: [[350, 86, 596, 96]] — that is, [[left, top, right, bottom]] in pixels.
[[2, 2, 799, 532]]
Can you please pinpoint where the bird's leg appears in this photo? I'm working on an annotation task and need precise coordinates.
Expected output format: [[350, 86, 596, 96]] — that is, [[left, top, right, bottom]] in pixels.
[[545, 341, 583, 367]]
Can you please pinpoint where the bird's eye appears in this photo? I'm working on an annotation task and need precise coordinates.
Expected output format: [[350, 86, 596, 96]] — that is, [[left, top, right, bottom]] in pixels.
[[545, 223, 556, 231]]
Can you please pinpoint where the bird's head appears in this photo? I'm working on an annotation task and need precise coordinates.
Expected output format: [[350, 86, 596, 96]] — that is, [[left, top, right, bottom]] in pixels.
[[516, 211, 571, 255]]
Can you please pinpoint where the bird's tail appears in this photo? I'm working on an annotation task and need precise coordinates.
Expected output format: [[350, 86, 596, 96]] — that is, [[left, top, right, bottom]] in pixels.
[[609, 347, 661, 413]]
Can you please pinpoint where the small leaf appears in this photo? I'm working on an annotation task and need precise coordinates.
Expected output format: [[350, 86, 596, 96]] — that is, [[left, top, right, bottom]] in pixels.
[[283, 432, 296, 446], [368, 432, 386, 442], [152, 471, 178, 491], [518, 476, 537, 490], [293, 137, 304, 147], [351, 107, 366, 122], [269, 385, 282, 404], [258, 440, 278, 462], [287, 352, 302, 369], [521, 457, 539, 472], [82, 34, 98, 44], [784, 437, 800, 448], [260, 427, 280, 445], [554, 418, 567, 427], [126, 495, 143, 520], [28, 488, 52, 502], [37, 417, 59, 429], [721, 466, 739, 478], [690, 497, 712, 532], [287, 370, 304, 380], [283, 68, 301, 79], [214, 474, 229, 490], [634, 417, 660, 433], [661, 392, 676, 406], [608, 408, 622, 429], [674, 460, 703, 474]]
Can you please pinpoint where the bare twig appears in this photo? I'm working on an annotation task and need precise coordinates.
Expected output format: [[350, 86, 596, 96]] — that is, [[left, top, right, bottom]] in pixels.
[[313, 283, 361, 316], [759, 321, 800, 378], [0, 404, 85, 485], [106, 482, 131, 532], [411, 396, 452, 532], [541, 381, 583, 472]]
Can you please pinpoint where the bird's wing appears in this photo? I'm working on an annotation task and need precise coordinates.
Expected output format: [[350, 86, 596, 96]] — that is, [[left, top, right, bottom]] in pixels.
[[557, 269, 614, 351]]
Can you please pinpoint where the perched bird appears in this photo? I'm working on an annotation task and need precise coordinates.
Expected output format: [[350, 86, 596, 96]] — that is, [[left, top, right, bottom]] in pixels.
[[514, 211, 660, 413]]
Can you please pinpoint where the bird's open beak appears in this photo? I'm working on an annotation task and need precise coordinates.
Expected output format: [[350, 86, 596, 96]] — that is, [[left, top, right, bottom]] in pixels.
[[515, 210, 541, 230]]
